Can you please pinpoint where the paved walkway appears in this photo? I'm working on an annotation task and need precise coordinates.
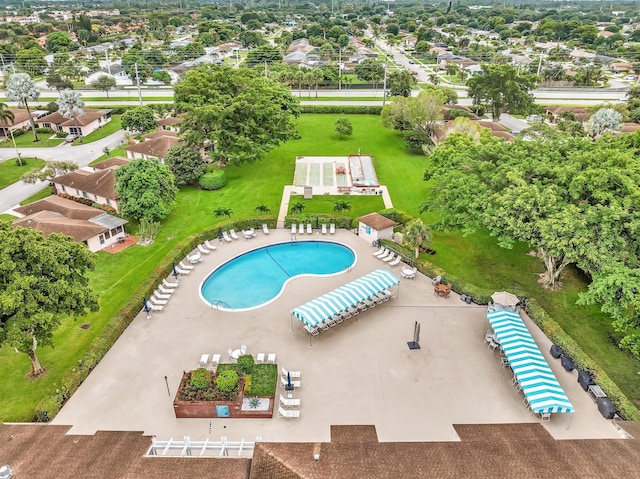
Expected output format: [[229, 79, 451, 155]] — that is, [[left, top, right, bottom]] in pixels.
[[52, 229, 619, 443]]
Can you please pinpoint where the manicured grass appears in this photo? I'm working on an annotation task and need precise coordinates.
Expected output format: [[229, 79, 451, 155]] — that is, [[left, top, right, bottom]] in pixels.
[[288, 195, 384, 218], [0, 213, 15, 222], [72, 115, 122, 145], [1, 113, 639, 421], [0, 133, 64, 148], [0, 158, 44, 189], [20, 186, 53, 205]]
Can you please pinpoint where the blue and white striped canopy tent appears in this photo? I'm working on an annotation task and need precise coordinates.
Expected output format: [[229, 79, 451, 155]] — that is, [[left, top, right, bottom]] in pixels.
[[292, 269, 400, 330], [487, 310, 574, 415]]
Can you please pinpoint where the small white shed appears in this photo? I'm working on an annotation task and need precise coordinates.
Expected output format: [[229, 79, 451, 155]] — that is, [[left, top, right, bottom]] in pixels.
[[357, 212, 397, 244]]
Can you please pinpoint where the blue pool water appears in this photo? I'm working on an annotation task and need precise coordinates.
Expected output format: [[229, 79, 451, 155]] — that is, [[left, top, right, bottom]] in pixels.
[[199, 241, 356, 310]]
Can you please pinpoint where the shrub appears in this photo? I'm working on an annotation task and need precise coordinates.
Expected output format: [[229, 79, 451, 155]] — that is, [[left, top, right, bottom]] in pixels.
[[199, 170, 227, 190], [447, 109, 472, 120], [190, 368, 211, 391], [468, 104, 485, 116], [301, 105, 383, 115], [55, 130, 67, 138], [404, 130, 429, 152], [237, 354, 255, 375], [216, 369, 238, 392], [35, 127, 53, 134], [244, 374, 252, 394]]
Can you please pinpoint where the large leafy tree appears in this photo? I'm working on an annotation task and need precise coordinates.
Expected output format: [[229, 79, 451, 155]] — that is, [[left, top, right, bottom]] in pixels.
[[89, 75, 117, 98], [164, 146, 206, 186], [21, 160, 78, 184], [387, 70, 417, 97], [467, 64, 537, 120], [588, 108, 622, 139], [115, 159, 178, 222], [0, 223, 99, 376], [5, 73, 40, 142], [121, 106, 157, 132], [174, 66, 300, 165], [56, 90, 85, 142], [354, 59, 385, 92]]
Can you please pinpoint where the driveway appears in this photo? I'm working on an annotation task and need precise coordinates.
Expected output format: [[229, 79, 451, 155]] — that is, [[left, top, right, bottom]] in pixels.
[[498, 113, 529, 134]]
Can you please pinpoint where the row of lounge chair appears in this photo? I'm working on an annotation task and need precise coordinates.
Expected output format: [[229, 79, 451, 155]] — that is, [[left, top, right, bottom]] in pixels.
[[145, 277, 181, 312], [291, 223, 336, 235], [220, 225, 270, 243], [255, 352, 277, 364], [198, 353, 222, 371], [372, 246, 402, 267], [303, 289, 395, 337], [279, 366, 302, 419]]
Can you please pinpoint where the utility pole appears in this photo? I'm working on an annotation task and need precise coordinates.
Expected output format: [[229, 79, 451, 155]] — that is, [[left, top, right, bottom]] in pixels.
[[338, 48, 342, 90], [134, 62, 143, 106], [537, 51, 544, 76], [382, 63, 388, 106], [105, 50, 111, 75]]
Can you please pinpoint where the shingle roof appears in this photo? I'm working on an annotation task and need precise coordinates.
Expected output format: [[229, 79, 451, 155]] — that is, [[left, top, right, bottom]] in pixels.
[[357, 212, 397, 230], [141, 130, 178, 140], [13, 210, 106, 242], [14, 195, 102, 220], [92, 156, 131, 170], [52, 168, 119, 201], [124, 135, 181, 159], [156, 117, 183, 126], [37, 109, 110, 127], [0, 107, 33, 127]]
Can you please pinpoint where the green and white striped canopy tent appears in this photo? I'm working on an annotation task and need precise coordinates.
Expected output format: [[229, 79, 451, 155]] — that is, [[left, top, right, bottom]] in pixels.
[[487, 310, 574, 415], [291, 269, 400, 331]]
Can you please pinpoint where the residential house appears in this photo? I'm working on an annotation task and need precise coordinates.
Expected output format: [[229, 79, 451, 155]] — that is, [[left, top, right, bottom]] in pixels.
[[403, 36, 417, 49], [156, 117, 183, 132], [13, 195, 127, 252], [0, 108, 43, 138], [51, 157, 130, 213], [36, 109, 113, 138], [124, 133, 181, 162], [545, 106, 588, 123]]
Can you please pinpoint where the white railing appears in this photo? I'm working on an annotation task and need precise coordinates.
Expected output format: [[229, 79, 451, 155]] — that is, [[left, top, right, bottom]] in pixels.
[[146, 435, 261, 458]]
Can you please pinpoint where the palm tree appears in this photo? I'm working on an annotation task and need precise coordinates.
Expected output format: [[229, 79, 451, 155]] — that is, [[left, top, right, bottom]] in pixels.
[[290, 201, 306, 214], [333, 200, 351, 214], [5, 73, 40, 142], [56, 90, 85, 143], [212, 207, 233, 218], [254, 205, 271, 214], [403, 219, 432, 259], [0, 102, 22, 166]]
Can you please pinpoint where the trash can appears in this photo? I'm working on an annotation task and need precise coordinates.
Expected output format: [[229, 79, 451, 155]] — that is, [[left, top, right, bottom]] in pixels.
[[550, 344, 562, 359], [560, 354, 576, 372], [577, 370, 595, 391], [597, 397, 617, 419]]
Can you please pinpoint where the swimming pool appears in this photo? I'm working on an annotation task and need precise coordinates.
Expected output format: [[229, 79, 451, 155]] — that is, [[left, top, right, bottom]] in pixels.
[[199, 241, 356, 311]]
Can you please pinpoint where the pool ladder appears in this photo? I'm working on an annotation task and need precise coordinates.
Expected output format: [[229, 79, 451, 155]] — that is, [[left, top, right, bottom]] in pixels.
[[209, 300, 229, 310]]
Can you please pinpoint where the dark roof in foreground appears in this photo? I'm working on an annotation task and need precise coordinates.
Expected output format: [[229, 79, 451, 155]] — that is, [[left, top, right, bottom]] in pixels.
[[2, 422, 640, 478]]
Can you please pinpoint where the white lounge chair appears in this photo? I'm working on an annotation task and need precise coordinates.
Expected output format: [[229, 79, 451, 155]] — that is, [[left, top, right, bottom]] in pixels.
[[211, 354, 221, 367], [199, 354, 209, 367], [329, 223, 335, 234], [280, 376, 300, 388], [175, 266, 191, 275], [179, 261, 194, 270], [267, 353, 276, 364], [154, 290, 171, 300], [291, 223, 297, 234], [383, 252, 396, 263], [150, 296, 168, 306], [278, 406, 300, 419], [281, 367, 301, 379], [322, 224, 327, 234], [230, 229, 239, 240], [255, 353, 265, 364], [147, 303, 163, 312], [307, 223, 312, 234], [205, 240, 218, 251], [389, 256, 402, 267], [198, 243, 210, 254], [279, 394, 301, 408], [263, 224, 270, 235], [228, 348, 235, 360], [163, 278, 179, 288], [158, 284, 175, 295], [222, 231, 232, 243], [373, 245, 385, 256], [378, 250, 392, 260], [298, 223, 304, 234], [240, 344, 247, 355]]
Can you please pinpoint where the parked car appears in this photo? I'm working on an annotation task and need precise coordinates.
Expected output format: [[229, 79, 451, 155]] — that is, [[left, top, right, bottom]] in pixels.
[[625, 75, 637, 81], [526, 114, 543, 123], [65, 134, 79, 143], [412, 71, 419, 75]]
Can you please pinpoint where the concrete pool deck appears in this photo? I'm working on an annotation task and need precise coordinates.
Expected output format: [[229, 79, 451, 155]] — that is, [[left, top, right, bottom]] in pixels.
[[52, 229, 621, 443]]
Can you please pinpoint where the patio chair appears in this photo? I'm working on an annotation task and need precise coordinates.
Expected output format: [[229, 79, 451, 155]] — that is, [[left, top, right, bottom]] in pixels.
[[373, 245, 385, 256], [378, 250, 392, 261], [205, 240, 218, 251], [281, 367, 301, 379], [322, 224, 327, 234], [154, 290, 171, 300], [291, 223, 297, 234], [304, 325, 320, 336], [388, 256, 402, 267], [240, 344, 247, 355], [222, 231, 232, 243], [198, 243, 211, 254], [175, 266, 191, 275], [230, 229, 239, 240], [178, 261, 194, 271], [158, 284, 175, 295], [279, 394, 301, 408], [228, 348, 235, 360], [278, 406, 300, 419], [298, 223, 304, 234], [211, 354, 221, 367], [488, 338, 500, 352], [199, 354, 209, 367], [267, 353, 276, 364], [383, 252, 396, 263], [147, 303, 163, 312], [280, 377, 301, 388], [329, 223, 336, 234], [307, 223, 312, 234], [263, 224, 270, 235], [163, 278, 179, 288], [255, 353, 265, 364], [150, 296, 168, 306]]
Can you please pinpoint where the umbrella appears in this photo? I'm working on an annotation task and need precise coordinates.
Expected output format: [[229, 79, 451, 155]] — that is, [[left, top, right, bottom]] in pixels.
[[218, 227, 223, 240], [143, 297, 150, 315], [315, 216, 319, 229], [491, 291, 519, 307], [172, 262, 178, 279], [287, 371, 292, 390]]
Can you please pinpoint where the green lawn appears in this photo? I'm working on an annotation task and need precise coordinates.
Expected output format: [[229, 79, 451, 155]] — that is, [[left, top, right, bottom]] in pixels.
[[72, 115, 122, 145], [1, 113, 638, 421], [0, 158, 44, 189], [20, 186, 53, 205], [0, 133, 64, 148], [288, 195, 385, 217]]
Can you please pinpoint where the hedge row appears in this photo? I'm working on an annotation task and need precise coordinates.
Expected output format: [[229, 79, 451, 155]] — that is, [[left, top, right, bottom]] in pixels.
[[301, 105, 383, 115], [34, 216, 277, 421], [379, 208, 640, 420], [284, 214, 354, 229]]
